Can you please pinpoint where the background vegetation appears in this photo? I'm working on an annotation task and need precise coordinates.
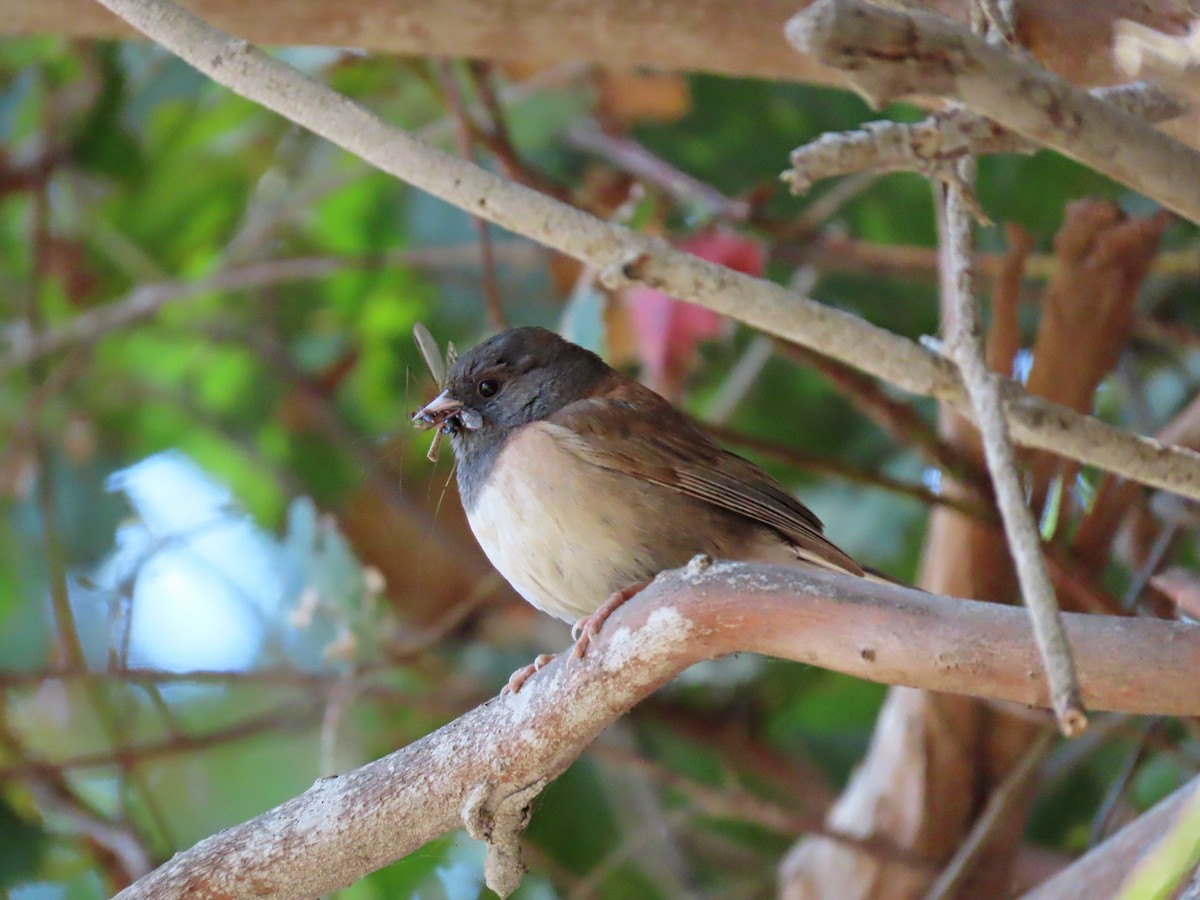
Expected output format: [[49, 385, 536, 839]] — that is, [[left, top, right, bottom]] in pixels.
[[2, 32, 1198, 898]]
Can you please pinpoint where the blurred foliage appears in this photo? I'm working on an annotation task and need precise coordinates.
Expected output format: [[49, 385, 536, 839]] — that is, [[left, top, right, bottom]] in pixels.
[[1, 35, 1199, 900]]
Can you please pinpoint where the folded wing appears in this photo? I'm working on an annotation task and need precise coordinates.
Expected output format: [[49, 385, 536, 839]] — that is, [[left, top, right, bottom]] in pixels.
[[542, 378, 864, 577]]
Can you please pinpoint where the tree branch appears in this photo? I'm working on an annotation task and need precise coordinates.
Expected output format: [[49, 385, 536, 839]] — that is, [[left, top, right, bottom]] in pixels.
[[1116, 19, 1200, 107], [111, 561, 1200, 898], [924, 728, 1055, 899], [786, 0, 1200, 224], [783, 81, 1184, 196], [939, 160, 1085, 735], [1022, 775, 1200, 899], [8, 0, 1195, 90], [61, 0, 1200, 507]]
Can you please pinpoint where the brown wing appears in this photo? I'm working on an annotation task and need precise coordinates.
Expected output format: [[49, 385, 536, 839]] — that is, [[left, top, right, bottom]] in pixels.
[[543, 377, 863, 576]]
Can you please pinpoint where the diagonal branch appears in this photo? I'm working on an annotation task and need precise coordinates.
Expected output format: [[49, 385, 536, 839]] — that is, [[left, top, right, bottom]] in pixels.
[[924, 728, 1056, 900], [1022, 774, 1200, 899], [786, 0, 1200, 224], [81, 0, 1200, 505], [113, 561, 1200, 899]]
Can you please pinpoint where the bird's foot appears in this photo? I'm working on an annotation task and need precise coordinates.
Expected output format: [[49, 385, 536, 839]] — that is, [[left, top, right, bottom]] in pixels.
[[501, 653, 556, 696], [569, 580, 652, 666]]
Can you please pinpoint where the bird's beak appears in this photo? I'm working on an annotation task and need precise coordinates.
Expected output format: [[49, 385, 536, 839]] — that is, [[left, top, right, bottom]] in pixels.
[[412, 390, 463, 430]]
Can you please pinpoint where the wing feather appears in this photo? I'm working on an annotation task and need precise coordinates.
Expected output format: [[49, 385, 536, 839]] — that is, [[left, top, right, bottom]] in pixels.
[[543, 379, 863, 576]]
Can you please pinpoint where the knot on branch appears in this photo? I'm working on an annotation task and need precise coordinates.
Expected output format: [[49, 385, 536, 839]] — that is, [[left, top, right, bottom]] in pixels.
[[462, 779, 548, 898], [598, 251, 652, 291], [210, 38, 250, 71]]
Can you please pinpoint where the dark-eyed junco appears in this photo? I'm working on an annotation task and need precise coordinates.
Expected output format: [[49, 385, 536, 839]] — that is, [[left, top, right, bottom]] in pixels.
[[413, 326, 866, 692]]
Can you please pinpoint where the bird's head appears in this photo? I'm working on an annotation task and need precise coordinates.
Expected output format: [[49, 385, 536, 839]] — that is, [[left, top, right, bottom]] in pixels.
[[412, 327, 610, 446]]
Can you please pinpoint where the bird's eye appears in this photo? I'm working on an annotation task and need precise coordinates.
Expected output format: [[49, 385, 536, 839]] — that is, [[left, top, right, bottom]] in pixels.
[[478, 379, 499, 398]]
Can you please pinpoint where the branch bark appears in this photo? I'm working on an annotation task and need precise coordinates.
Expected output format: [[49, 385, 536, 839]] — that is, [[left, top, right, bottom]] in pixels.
[[786, 0, 1200, 224], [783, 81, 1185, 196], [8, 1, 1193, 87], [939, 158, 1085, 735], [1116, 19, 1200, 106], [1021, 775, 1200, 899], [113, 562, 1200, 899], [48, 0, 1200, 507]]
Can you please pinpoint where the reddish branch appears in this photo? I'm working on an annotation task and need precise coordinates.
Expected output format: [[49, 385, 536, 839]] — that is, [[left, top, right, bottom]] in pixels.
[[1023, 204, 1170, 495], [114, 562, 1200, 898]]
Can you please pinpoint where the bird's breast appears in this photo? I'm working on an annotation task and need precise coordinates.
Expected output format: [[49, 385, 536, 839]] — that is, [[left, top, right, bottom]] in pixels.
[[463, 423, 661, 622]]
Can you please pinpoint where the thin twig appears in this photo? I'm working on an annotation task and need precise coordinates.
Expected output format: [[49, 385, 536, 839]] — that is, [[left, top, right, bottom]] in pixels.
[[776, 340, 991, 494], [707, 422, 990, 519], [1116, 20, 1200, 107], [463, 63, 573, 203], [566, 124, 750, 221], [1089, 720, 1159, 848], [1122, 503, 1185, 612], [591, 744, 935, 869], [938, 157, 1085, 736], [0, 698, 150, 887], [0, 700, 324, 781], [783, 234, 1200, 284]]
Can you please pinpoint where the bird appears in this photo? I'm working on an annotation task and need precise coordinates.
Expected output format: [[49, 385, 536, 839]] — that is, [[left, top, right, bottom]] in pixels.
[[412, 326, 866, 693]]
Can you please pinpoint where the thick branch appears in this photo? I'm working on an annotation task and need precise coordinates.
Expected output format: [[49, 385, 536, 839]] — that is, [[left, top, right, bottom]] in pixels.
[[115, 562, 1200, 898], [786, 0, 1200, 224], [9, 1, 1193, 87], [80, 0, 1200, 504]]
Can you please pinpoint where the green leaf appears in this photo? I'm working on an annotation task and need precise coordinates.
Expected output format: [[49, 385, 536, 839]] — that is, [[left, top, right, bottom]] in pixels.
[[1116, 785, 1200, 900]]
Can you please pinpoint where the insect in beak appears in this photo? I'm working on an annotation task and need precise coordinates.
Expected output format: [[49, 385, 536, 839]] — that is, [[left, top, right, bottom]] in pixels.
[[412, 391, 466, 462], [412, 390, 464, 430]]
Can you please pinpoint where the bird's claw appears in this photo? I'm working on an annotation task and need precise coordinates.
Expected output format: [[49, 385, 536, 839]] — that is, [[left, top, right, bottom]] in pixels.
[[500, 653, 556, 696], [505, 580, 653, 692], [567, 579, 652, 669]]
